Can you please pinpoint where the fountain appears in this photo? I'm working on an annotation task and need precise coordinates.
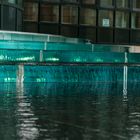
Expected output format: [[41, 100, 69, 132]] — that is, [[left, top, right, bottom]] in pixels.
[[0, 30, 140, 84]]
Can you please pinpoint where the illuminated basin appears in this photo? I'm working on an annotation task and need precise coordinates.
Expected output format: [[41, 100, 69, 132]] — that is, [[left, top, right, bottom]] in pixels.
[[0, 31, 139, 83]]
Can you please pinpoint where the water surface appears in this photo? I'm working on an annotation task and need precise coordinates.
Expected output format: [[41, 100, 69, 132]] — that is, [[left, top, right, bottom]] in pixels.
[[0, 82, 140, 140]]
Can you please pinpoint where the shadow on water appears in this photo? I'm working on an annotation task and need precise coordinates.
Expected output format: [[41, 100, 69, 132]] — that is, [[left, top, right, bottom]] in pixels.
[[0, 82, 140, 140]]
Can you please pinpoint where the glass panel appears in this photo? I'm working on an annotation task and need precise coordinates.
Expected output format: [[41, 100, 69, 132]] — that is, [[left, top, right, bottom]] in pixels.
[[24, 2, 38, 21], [3, 6, 16, 31], [17, 10, 22, 31], [42, 0, 60, 2], [131, 12, 140, 28], [128, 53, 140, 63], [0, 50, 40, 62], [116, 0, 128, 8], [115, 11, 129, 28], [0, 40, 45, 50], [17, 0, 23, 7], [100, 0, 113, 7], [40, 4, 59, 23], [62, 0, 78, 2], [99, 10, 113, 27], [133, 0, 140, 9], [47, 42, 92, 51], [6, 0, 16, 4], [61, 5, 78, 24], [0, 66, 16, 82], [82, 0, 96, 4], [24, 22, 38, 33], [43, 51, 124, 63], [24, 66, 123, 82], [80, 8, 96, 26]]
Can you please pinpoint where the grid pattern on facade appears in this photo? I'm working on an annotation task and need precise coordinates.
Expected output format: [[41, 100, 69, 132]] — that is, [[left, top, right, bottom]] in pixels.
[[23, 0, 140, 45]]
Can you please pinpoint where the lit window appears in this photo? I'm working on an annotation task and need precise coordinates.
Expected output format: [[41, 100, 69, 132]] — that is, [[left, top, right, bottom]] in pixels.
[[40, 4, 59, 23], [116, 11, 129, 28], [116, 0, 128, 8], [99, 10, 113, 27], [24, 2, 38, 22], [61, 6, 78, 24], [80, 8, 96, 26], [100, 0, 113, 7]]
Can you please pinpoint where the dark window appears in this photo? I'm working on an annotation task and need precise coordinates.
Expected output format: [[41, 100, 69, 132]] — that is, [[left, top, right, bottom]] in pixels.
[[17, 0, 23, 7], [79, 26, 96, 42], [133, 0, 140, 9], [131, 12, 140, 29], [115, 29, 129, 44], [98, 28, 113, 43], [42, 0, 60, 2], [82, 0, 96, 5], [39, 23, 59, 34], [61, 25, 78, 37], [131, 30, 140, 44], [17, 10, 22, 31], [3, 6, 16, 30], [24, 22, 38, 33], [62, 0, 78, 3]]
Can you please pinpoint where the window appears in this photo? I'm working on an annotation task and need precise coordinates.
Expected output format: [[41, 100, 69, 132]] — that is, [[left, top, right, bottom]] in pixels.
[[17, 10, 22, 31], [116, 0, 128, 8], [24, 2, 38, 22], [80, 8, 96, 26], [82, 0, 96, 4], [7, 0, 16, 4], [131, 12, 140, 29], [61, 5, 78, 24], [17, 0, 23, 7], [40, 4, 59, 23], [3, 6, 16, 30], [42, 0, 60, 2], [100, 0, 113, 7], [115, 11, 129, 28], [133, 0, 140, 9], [99, 10, 113, 27], [62, 0, 78, 3]]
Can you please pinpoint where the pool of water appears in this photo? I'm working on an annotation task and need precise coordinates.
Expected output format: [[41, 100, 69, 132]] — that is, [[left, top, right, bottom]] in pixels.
[[0, 82, 140, 140]]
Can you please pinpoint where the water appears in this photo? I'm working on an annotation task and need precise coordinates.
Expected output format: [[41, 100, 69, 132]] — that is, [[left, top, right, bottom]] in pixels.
[[0, 82, 140, 140]]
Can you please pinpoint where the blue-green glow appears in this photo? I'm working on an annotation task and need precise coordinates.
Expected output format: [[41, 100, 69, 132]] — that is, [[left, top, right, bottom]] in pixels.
[[0, 31, 139, 83]]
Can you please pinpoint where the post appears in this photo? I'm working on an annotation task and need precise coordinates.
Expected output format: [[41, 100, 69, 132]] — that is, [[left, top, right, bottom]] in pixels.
[[123, 48, 128, 101], [17, 64, 24, 83], [40, 50, 43, 62]]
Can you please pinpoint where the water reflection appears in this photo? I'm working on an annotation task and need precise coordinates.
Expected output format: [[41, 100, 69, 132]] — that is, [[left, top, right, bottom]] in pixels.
[[16, 82, 39, 140], [0, 82, 140, 139]]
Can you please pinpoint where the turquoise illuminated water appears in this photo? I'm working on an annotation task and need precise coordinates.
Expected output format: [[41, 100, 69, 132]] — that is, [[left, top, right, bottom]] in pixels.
[[0, 82, 140, 140], [0, 31, 140, 140]]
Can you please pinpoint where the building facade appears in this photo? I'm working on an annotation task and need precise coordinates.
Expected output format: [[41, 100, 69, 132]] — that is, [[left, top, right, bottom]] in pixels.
[[0, 0, 23, 31], [23, 0, 140, 45]]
